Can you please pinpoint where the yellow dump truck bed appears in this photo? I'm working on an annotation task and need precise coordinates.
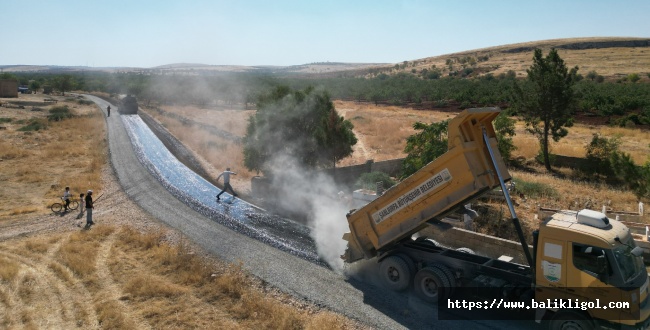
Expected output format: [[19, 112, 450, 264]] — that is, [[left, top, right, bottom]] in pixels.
[[342, 108, 511, 262]]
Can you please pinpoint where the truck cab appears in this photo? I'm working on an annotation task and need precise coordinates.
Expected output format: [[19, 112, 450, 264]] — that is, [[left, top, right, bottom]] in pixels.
[[536, 209, 650, 329]]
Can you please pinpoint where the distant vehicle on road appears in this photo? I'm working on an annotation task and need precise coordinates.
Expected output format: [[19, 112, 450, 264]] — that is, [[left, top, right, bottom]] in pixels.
[[120, 95, 138, 114]]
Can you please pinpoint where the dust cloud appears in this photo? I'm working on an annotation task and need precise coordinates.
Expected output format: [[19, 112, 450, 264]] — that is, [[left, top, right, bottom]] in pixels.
[[264, 154, 352, 273]]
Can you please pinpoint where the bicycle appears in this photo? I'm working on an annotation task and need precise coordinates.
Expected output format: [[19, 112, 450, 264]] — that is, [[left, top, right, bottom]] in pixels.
[[50, 197, 79, 213]]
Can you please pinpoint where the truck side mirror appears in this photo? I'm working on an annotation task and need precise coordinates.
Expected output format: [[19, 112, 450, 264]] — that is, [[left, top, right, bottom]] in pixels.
[[597, 255, 609, 284]]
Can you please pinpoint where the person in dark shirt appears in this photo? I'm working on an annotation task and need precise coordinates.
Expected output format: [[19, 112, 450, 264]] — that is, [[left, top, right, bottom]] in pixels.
[[85, 190, 94, 228], [63, 186, 71, 212]]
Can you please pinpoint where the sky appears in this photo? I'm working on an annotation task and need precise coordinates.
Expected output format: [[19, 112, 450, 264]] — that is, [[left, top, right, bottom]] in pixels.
[[1, 0, 649, 68]]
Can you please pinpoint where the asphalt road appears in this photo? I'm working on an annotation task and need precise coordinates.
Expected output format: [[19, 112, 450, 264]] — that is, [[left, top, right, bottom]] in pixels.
[[84, 95, 533, 330]]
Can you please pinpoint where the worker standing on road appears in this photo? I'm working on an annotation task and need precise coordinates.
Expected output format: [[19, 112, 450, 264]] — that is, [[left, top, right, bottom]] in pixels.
[[107, 105, 111, 117], [85, 190, 94, 228], [79, 193, 85, 215], [216, 167, 238, 201]]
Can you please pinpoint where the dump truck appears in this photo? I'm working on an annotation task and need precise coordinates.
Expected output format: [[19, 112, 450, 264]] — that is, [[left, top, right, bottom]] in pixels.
[[342, 108, 650, 329], [120, 95, 138, 114]]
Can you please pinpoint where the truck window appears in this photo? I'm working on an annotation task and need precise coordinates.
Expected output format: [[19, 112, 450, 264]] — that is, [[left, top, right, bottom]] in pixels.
[[612, 241, 644, 283], [572, 243, 612, 278]]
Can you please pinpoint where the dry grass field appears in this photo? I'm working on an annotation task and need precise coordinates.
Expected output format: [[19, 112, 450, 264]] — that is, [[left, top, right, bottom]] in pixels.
[[0, 224, 355, 329], [0, 93, 105, 218], [0, 93, 362, 329]]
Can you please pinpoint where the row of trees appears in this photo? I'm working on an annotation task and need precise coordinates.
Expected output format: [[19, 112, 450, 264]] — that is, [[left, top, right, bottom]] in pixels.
[[0, 73, 76, 95], [6, 67, 650, 126]]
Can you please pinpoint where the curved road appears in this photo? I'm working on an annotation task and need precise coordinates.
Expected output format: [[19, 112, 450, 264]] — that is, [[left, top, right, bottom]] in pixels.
[[86, 95, 531, 330]]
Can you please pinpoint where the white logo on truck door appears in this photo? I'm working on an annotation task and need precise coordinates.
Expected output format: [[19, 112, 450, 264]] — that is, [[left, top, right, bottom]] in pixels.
[[372, 169, 452, 224]]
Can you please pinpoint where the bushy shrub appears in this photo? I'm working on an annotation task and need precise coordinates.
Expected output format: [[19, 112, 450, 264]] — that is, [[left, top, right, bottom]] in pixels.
[[18, 119, 47, 131], [583, 133, 620, 175], [434, 99, 448, 107], [581, 134, 649, 198], [512, 177, 559, 199], [494, 112, 517, 162], [47, 105, 74, 121], [427, 71, 441, 80], [628, 73, 640, 83], [0, 117, 12, 123], [355, 171, 396, 191], [610, 152, 650, 199]]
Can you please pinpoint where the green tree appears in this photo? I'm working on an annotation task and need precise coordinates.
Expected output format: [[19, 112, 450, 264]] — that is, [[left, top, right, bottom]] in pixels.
[[610, 152, 650, 199], [322, 108, 358, 167], [628, 73, 641, 83], [0, 73, 18, 80], [494, 112, 517, 161], [243, 86, 356, 176], [53, 74, 75, 96], [401, 120, 449, 178], [513, 48, 578, 171], [584, 133, 621, 175], [586, 70, 598, 81], [29, 80, 41, 92], [355, 171, 396, 191]]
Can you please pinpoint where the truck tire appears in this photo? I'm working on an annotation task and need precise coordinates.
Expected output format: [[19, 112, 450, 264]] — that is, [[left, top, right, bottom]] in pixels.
[[430, 264, 456, 297], [413, 267, 451, 303], [548, 310, 594, 330], [379, 255, 413, 292], [456, 247, 475, 255], [395, 253, 416, 278]]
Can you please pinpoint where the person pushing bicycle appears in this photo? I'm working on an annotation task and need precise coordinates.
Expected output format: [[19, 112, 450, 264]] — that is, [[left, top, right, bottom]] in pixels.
[[63, 186, 72, 212]]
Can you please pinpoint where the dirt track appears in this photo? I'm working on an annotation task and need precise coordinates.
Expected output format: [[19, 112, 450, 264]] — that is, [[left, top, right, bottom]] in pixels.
[[0, 162, 165, 329]]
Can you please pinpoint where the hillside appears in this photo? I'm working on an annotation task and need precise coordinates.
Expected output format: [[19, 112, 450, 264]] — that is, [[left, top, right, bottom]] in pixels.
[[371, 37, 650, 81]]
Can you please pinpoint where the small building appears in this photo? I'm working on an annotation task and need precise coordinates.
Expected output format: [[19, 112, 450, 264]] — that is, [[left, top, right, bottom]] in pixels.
[[0, 79, 18, 97]]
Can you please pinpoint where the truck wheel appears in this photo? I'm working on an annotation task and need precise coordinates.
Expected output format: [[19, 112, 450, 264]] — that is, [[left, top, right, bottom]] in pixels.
[[456, 247, 475, 255], [379, 255, 413, 292], [395, 253, 416, 278], [549, 311, 594, 330], [413, 267, 450, 303], [431, 264, 456, 297]]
